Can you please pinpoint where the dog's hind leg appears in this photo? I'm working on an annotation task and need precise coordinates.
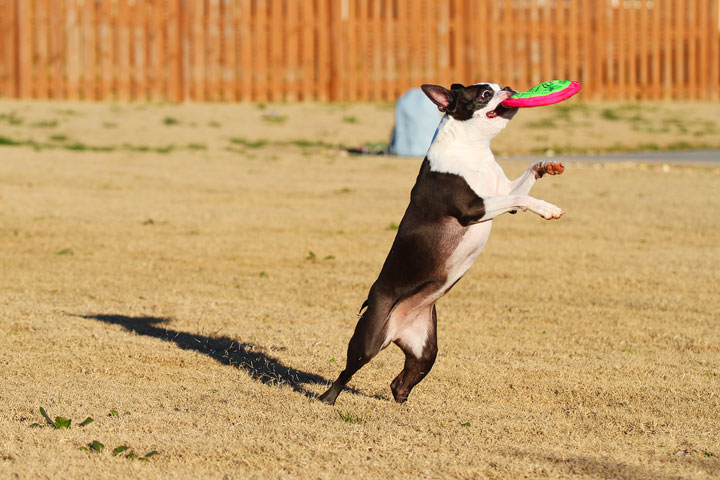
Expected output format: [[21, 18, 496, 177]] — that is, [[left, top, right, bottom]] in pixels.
[[390, 305, 438, 404], [319, 295, 392, 405]]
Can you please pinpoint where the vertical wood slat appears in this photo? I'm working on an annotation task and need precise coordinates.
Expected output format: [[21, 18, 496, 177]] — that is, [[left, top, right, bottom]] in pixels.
[[150, 0, 164, 102], [285, 0, 299, 101], [617, 0, 626, 100], [206, 0, 221, 101], [639, 0, 649, 99], [299, 0, 313, 100], [662, 0, 672, 99], [687, 0, 697, 99], [698, 0, 709, 99], [579, 0, 591, 97], [98, 0, 112, 100], [238, 0, 252, 101], [82, 0, 96, 100], [627, 1, 637, 100], [711, 0, 720, 99], [50, 0, 65, 99], [65, 0, 79, 99], [674, 0, 684, 99], [554, 0, 566, 85], [221, 0, 236, 101], [651, 0, 661, 100], [541, 0, 553, 87], [34, 0, 50, 99], [17, 0, 31, 99]]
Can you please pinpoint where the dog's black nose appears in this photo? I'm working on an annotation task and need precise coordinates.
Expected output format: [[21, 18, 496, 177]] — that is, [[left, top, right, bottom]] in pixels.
[[502, 86, 517, 95]]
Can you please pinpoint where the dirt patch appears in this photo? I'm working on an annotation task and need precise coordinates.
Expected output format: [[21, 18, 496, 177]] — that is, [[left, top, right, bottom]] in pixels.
[[0, 100, 719, 479]]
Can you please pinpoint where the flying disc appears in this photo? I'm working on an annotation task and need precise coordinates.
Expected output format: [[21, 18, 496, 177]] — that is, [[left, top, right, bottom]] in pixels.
[[502, 80, 582, 107]]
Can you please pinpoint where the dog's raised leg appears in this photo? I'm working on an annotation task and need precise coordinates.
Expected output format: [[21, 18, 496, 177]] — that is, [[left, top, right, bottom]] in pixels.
[[504, 161, 565, 196], [479, 194, 564, 221], [390, 305, 438, 403], [319, 296, 391, 405]]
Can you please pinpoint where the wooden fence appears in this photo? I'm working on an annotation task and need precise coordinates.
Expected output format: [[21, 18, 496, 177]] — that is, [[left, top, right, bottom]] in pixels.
[[0, 0, 719, 102]]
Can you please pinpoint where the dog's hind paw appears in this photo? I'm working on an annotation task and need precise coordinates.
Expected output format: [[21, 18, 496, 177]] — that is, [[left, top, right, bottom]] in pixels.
[[535, 161, 565, 178]]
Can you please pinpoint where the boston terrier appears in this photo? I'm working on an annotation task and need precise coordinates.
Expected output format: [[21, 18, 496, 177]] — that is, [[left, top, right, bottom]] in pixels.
[[319, 83, 565, 405]]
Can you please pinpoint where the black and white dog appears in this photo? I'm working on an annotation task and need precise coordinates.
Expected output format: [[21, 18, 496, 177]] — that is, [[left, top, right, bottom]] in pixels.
[[320, 83, 565, 405]]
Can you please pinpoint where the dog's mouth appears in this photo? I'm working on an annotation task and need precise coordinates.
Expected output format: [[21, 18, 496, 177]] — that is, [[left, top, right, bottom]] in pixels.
[[486, 103, 517, 119], [486, 88, 517, 119]]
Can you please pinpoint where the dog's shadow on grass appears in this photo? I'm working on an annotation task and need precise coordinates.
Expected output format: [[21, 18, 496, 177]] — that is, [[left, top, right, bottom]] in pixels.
[[79, 314, 372, 401]]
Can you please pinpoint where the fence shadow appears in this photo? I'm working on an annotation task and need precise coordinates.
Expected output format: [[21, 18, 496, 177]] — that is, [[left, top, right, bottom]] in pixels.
[[78, 313, 373, 401]]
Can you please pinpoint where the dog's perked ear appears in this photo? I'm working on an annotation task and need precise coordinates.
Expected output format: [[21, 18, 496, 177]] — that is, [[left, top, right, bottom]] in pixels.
[[421, 84, 454, 112]]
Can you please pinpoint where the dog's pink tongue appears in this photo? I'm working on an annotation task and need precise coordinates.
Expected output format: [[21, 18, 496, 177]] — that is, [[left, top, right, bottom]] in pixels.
[[486, 111, 498, 118]]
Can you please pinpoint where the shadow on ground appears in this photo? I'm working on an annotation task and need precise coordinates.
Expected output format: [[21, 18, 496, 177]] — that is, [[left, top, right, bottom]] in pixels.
[[78, 313, 372, 400]]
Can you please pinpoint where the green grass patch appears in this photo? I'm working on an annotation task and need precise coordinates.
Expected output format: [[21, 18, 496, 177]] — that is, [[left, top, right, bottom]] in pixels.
[[31, 119, 58, 128], [230, 137, 268, 149], [49, 134, 68, 142], [0, 136, 24, 146], [261, 113, 287, 124], [527, 118, 558, 129], [601, 108, 621, 121], [163, 116, 180, 126], [336, 410, 367, 424]]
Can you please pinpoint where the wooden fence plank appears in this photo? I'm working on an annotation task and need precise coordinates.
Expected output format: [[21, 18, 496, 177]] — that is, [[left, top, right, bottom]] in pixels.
[[237, 0, 251, 101], [220, 0, 235, 101], [49, 0, 65, 99], [541, 0, 553, 86], [284, 0, 299, 101], [207, 0, 221, 101], [627, 1, 637, 99], [34, 0, 49, 99], [639, 0, 648, 98], [65, 0, 80, 99], [554, 0, 566, 83], [580, 0, 591, 96], [662, 0, 672, 99], [190, 0, 205, 101], [299, 0, 313, 100], [167, 0, 179, 102], [82, 0, 97, 100], [149, 0, 164, 102], [17, 0, 31, 99], [698, 0, 709, 99], [711, 0, 720, 99], [117, 0, 130, 100], [98, 0, 112, 100], [253, 0, 267, 101], [357, 0, 369, 100]]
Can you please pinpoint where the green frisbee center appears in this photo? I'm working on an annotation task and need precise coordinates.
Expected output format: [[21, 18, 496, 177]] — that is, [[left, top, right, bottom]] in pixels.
[[510, 80, 571, 99]]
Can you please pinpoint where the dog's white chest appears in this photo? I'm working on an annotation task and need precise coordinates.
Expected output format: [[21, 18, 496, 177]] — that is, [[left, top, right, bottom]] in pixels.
[[442, 222, 492, 291]]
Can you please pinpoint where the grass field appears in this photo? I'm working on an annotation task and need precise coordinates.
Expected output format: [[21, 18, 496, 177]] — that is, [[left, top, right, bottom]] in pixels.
[[1, 100, 719, 479]]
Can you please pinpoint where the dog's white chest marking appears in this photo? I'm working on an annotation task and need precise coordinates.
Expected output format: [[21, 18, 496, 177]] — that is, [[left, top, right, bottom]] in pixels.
[[442, 222, 492, 292]]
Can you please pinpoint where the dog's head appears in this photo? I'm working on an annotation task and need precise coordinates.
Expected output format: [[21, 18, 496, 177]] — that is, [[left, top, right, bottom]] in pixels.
[[421, 83, 518, 138]]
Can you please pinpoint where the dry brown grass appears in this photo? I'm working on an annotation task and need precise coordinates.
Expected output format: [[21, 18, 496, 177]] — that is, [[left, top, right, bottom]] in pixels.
[[1, 100, 719, 479]]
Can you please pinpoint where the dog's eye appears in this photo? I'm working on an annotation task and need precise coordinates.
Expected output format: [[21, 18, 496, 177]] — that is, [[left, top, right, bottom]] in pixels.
[[481, 90, 492, 99]]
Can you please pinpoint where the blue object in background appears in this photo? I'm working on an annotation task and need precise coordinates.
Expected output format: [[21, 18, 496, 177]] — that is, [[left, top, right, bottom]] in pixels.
[[387, 88, 443, 157]]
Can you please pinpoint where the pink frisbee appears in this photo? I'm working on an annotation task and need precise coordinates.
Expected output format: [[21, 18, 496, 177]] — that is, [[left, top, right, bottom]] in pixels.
[[502, 80, 582, 108]]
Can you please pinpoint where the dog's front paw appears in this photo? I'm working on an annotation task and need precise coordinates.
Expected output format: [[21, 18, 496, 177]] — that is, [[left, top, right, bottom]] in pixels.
[[533, 200, 565, 220], [535, 161, 565, 179]]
